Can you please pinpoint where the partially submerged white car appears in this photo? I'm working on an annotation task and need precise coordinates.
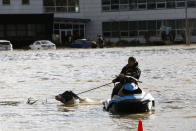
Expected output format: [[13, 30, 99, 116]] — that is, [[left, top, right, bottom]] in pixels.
[[0, 40, 13, 51], [29, 40, 56, 50]]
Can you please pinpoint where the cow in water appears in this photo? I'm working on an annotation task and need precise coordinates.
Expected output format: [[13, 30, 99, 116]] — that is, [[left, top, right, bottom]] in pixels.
[[55, 91, 94, 105]]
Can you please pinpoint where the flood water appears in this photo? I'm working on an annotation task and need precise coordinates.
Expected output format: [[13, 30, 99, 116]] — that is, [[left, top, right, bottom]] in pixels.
[[0, 45, 196, 131]]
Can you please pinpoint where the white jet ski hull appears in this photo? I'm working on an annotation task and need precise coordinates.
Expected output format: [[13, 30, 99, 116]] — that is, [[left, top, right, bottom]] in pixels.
[[103, 91, 155, 113]]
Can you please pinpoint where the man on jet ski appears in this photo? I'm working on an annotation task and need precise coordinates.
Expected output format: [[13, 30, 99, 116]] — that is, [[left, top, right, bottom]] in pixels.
[[111, 57, 142, 98]]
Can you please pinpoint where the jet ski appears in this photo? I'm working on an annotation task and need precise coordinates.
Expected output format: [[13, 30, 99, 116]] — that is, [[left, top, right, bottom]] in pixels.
[[103, 83, 155, 113]]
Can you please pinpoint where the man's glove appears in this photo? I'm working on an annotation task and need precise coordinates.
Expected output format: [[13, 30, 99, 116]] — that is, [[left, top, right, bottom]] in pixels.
[[112, 79, 116, 83], [119, 74, 125, 79]]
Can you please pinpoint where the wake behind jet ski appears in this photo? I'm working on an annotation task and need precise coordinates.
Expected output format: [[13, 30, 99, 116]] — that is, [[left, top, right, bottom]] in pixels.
[[103, 57, 155, 113]]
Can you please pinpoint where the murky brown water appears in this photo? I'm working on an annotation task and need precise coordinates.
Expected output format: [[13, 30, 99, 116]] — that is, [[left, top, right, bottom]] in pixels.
[[0, 45, 196, 131]]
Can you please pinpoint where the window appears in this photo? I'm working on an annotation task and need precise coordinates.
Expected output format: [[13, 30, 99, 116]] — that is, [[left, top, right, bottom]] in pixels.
[[129, 0, 137, 10], [188, 0, 196, 7], [1, 24, 46, 37], [73, 24, 79, 29], [119, 21, 128, 31], [112, 32, 120, 37], [157, 21, 162, 29], [129, 21, 138, 30], [54, 24, 60, 29], [103, 32, 111, 37], [68, 0, 79, 12], [102, 0, 196, 12], [129, 31, 138, 37], [2, 0, 10, 5], [119, 0, 129, 10], [43, 0, 79, 13], [102, 0, 111, 5], [147, 0, 156, 9], [102, 22, 112, 31], [102, 6, 111, 11], [43, 0, 55, 6], [6, 25, 16, 36], [102, 0, 111, 11], [54, 23, 85, 39], [36, 24, 45, 36], [111, 22, 119, 37], [148, 30, 156, 36], [138, 0, 147, 9], [43, 0, 55, 12], [120, 0, 128, 4], [54, 30, 59, 35], [176, 0, 185, 8], [167, 20, 176, 29], [103, 19, 188, 38], [80, 24, 84, 30], [176, 19, 185, 29], [22, 0, 29, 5], [79, 30, 84, 38], [120, 21, 129, 37], [65, 24, 73, 29], [139, 31, 147, 36], [138, 21, 147, 30], [73, 25, 79, 38], [0, 25, 4, 37], [192, 30, 196, 36], [111, 22, 119, 31], [56, 0, 67, 6], [17, 24, 26, 36], [34, 41, 41, 45], [121, 31, 129, 37], [27, 24, 36, 36], [148, 21, 156, 30], [111, 0, 119, 11], [166, 0, 175, 8], [56, 7, 67, 12], [156, 0, 166, 9]]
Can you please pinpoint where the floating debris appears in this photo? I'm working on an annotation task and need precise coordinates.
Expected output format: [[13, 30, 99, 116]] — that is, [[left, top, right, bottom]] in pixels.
[[26, 97, 38, 105]]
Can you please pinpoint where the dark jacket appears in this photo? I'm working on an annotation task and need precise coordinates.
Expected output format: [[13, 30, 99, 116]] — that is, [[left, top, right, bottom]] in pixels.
[[114, 62, 141, 83]]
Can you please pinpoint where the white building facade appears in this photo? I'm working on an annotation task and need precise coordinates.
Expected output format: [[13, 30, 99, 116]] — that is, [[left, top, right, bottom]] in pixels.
[[0, 0, 196, 46]]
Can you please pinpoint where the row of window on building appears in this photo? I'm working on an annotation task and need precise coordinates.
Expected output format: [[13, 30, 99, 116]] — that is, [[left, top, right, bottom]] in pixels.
[[102, 0, 196, 11], [1, 0, 79, 13], [102, 19, 196, 38], [0, 24, 46, 37], [3, 0, 196, 13], [1, 0, 29, 5], [53, 23, 85, 39], [43, 0, 79, 13]]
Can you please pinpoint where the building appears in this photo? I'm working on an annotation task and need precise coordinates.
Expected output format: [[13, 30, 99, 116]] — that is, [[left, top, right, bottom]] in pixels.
[[0, 0, 196, 47]]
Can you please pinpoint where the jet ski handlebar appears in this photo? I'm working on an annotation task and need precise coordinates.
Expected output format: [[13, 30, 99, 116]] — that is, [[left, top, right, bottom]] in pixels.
[[125, 75, 142, 83]]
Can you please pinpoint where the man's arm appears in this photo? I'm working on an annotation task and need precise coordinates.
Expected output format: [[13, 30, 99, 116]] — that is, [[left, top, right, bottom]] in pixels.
[[124, 68, 141, 83], [120, 66, 127, 74], [112, 66, 127, 83]]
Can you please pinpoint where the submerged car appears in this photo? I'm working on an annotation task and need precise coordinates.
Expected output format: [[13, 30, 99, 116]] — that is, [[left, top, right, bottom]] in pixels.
[[0, 40, 13, 51], [29, 40, 56, 50], [71, 39, 97, 48]]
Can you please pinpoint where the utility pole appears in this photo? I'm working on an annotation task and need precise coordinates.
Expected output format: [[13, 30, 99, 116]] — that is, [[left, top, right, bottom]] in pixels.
[[185, 0, 190, 45]]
